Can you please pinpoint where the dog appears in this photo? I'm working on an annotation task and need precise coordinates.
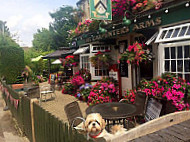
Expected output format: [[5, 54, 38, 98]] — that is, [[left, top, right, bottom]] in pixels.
[[84, 113, 127, 140]]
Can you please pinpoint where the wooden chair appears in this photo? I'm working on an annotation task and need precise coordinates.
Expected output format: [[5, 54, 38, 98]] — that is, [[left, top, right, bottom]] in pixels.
[[64, 101, 85, 130]]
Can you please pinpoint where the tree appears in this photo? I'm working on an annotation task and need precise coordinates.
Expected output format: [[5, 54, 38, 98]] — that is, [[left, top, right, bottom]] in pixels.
[[32, 6, 79, 51], [0, 20, 10, 36], [33, 28, 53, 52], [49, 6, 79, 48], [0, 34, 24, 84]]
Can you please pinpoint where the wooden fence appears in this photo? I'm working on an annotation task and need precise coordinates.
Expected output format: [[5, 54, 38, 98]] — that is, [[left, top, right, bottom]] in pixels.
[[0, 81, 92, 142]]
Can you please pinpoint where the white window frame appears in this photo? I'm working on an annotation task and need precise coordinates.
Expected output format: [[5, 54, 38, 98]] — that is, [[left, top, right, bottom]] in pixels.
[[91, 44, 111, 53], [155, 23, 190, 43], [158, 41, 190, 81], [90, 53, 109, 80], [80, 53, 90, 71]]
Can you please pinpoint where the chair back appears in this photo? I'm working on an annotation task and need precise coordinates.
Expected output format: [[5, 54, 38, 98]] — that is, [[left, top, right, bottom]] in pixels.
[[135, 91, 148, 115], [64, 101, 83, 127], [40, 85, 54, 92]]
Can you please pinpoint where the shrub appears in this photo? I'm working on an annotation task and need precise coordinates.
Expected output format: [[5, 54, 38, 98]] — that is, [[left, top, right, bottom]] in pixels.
[[71, 75, 85, 88], [122, 89, 136, 104], [87, 77, 119, 106], [75, 83, 93, 101], [0, 35, 24, 84], [138, 73, 190, 110], [62, 83, 75, 94], [73, 68, 91, 82]]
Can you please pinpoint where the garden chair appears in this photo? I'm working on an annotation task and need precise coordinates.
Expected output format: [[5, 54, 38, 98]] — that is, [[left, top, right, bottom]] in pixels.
[[119, 91, 148, 127], [40, 85, 56, 103], [64, 101, 85, 130]]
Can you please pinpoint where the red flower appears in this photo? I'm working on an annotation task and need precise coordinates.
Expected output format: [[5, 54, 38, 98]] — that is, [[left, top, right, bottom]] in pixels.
[[95, 51, 102, 55]]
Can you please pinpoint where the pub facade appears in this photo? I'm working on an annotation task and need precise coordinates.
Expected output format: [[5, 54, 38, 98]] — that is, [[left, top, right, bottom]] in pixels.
[[73, 0, 190, 95]]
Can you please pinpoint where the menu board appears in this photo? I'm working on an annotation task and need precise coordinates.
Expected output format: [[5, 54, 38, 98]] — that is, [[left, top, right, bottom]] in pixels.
[[145, 98, 162, 122], [119, 60, 128, 77]]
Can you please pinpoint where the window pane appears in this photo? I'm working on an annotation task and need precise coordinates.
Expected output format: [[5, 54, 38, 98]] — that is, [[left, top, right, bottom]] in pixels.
[[185, 60, 190, 72], [160, 30, 167, 39], [165, 29, 173, 38], [177, 60, 183, 72], [99, 70, 102, 76], [165, 61, 170, 71], [185, 74, 190, 82], [165, 48, 169, 59], [184, 45, 190, 58], [103, 70, 106, 76], [172, 28, 180, 37], [171, 60, 176, 72], [171, 47, 176, 59], [186, 26, 190, 35], [177, 46, 182, 58], [178, 26, 188, 37]]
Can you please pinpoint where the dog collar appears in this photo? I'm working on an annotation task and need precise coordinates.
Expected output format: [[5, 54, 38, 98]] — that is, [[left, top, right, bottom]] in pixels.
[[89, 131, 102, 138]]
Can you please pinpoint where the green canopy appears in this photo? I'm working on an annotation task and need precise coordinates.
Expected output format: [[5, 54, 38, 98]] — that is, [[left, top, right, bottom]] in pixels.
[[31, 55, 44, 62]]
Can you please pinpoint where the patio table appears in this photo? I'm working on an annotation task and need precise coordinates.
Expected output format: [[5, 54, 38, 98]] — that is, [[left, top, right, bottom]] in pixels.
[[86, 102, 137, 129]]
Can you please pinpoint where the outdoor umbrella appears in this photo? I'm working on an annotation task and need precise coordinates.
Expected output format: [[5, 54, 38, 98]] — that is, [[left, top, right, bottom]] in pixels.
[[52, 59, 62, 64], [31, 55, 44, 62]]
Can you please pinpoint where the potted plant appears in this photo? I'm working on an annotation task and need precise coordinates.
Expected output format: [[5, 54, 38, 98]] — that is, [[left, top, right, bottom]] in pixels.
[[120, 42, 153, 66], [63, 55, 78, 67], [90, 51, 113, 68]]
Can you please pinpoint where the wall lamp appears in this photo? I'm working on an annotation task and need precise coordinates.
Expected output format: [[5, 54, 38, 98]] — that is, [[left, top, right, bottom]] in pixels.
[[123, 10, 136, 26], [99, 21, 107, 34]]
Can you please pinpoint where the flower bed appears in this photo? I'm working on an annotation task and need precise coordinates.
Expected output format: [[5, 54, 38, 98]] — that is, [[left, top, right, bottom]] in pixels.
[[87, 77, 119, 106], [137, 73, 190, 111]]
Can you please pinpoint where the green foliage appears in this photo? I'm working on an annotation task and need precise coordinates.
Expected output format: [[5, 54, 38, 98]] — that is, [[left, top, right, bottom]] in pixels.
[[32, 6, 80, 51], [49, 6, 79, 48], [89, 20, 100, 32], [24, 48, 53, 76], [0, 35, 24, 84], [62, 83, 75, 94], [0, 21, 10, 36], [32, 28, 54, 52]]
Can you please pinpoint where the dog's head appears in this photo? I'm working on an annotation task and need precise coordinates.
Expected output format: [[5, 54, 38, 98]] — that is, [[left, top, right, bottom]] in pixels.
[[85, 113, 105, 134]]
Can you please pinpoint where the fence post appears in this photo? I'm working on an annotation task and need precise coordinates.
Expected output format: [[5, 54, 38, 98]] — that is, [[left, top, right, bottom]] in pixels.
[[30, 99, 38, 142]]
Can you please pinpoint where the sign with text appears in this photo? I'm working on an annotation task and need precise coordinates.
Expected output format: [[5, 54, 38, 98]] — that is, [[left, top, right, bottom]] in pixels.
[[109, 69, 118, 80], [145, 98, 162, 122], [89, 0, 112, 20], [119, 60, 128, 77], [85, 17, 162, 43]]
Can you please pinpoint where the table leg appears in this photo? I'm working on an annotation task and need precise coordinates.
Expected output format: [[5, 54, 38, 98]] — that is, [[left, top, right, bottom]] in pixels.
[[123, 118, 127, 128], [107, 119, 110, 132], [113, 120, 115, 125]]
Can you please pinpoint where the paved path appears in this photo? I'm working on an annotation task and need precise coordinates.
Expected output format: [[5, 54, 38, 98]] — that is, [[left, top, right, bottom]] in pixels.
[[39, 82, 89, 123], [0, 93, 29, 142]]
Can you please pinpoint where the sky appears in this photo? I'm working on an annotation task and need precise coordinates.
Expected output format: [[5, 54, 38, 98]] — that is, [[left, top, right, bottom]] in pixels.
[[0, 0, 78, 47]]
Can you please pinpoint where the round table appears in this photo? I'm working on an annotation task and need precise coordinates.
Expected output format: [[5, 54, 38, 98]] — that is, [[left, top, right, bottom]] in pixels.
[[86, 102, 137, 128]]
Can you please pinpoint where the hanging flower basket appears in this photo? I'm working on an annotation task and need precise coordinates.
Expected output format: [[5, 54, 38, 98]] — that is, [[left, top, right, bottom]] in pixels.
[[63, 55, 78, 67], [120, 42, 153, 66], [90, 51, 113, 68]]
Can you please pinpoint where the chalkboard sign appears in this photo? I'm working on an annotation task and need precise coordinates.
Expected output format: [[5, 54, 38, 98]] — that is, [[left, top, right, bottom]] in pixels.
[[145, 98, 162, 122], [119, 60, 128, 77]]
